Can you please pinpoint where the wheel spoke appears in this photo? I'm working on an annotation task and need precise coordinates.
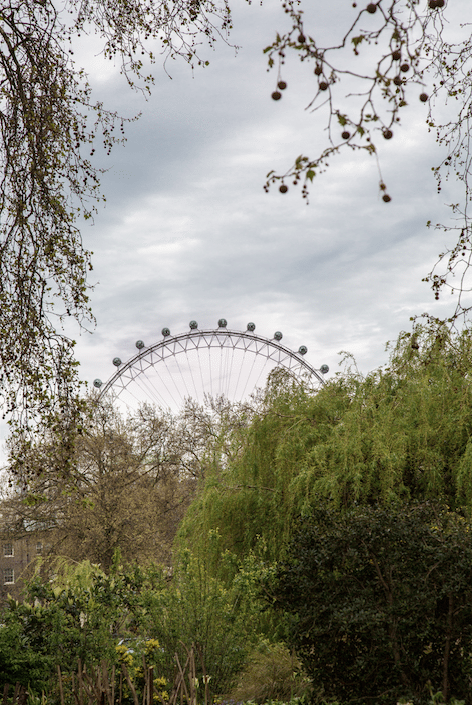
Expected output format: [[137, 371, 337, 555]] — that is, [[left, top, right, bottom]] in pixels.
[[98, 323, 327, 414]]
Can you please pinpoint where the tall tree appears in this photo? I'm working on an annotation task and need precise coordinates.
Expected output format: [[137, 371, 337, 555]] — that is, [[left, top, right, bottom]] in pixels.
[[0, 0, 232, 478], [178, 325, 472, 565], [53, 402, 189, 569]]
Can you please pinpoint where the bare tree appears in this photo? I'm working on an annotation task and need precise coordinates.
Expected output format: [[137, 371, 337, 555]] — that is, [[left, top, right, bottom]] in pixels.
[[4, 400, 190, 568], [3, 394, 256, 570]]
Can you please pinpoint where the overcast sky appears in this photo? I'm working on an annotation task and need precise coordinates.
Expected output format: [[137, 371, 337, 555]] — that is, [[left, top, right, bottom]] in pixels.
[[61, 0, 467, 411]]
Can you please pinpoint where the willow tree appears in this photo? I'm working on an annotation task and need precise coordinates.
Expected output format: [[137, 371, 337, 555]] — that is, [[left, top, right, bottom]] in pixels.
[[177, 325, 472, 564]]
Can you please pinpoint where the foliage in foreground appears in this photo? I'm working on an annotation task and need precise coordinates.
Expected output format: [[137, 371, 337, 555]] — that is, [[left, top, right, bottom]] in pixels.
[[267, 503, 472, 705], [0, 553, 260, 700], [264, 2, 472, 328]]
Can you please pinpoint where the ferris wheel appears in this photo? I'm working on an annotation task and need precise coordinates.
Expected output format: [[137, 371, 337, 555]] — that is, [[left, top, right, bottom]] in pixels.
[[93, 319, 329, 414]]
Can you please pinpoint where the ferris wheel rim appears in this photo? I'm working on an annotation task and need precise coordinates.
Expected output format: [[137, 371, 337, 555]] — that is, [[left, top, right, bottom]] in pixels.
[[97, 326, 327, 402]]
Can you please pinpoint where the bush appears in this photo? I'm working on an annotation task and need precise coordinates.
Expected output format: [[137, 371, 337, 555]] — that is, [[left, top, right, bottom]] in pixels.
[[142, 549, 258, 697], [228, 641, 312, 703], [0, 551, 263, 700], [0, 557, 163, 695], [0, 618, 53, 692], [268, 504, 472, 705]]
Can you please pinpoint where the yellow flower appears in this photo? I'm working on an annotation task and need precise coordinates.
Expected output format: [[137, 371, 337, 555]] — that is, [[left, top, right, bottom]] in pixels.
[[145, 638, 161, 655], [115, 644, 133, 666], [153, 677, 167, 688]]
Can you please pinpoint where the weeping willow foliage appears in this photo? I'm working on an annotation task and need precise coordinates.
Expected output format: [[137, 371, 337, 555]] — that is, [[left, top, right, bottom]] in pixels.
[[177, 325, 472, 564]]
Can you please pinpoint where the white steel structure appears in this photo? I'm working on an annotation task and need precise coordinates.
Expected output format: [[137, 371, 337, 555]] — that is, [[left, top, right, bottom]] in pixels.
[[94, 320, 328, 413]]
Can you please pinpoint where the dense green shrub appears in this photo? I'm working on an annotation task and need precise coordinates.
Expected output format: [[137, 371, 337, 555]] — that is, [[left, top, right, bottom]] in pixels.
[[268, 504, 472, 704], [228, 641, 312, 703], [141, 548, 259, 696], [0, 618, 53, 692]]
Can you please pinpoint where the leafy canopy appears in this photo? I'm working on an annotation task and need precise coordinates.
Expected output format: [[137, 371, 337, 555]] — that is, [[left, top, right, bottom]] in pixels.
[[178, 324, 472, 564]]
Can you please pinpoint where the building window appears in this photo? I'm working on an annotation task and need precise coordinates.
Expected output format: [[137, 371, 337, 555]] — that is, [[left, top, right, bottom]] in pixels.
[[36, 542, 43, 555], [3, 543, 13, 557], [3, 568, 14, 584]]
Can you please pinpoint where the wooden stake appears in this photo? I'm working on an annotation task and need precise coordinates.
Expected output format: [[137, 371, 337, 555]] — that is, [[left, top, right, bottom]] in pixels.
[[174, 653, 190, 705], [121, 664, 139, 705], [57, 666, 65, 705], [148, 666, 154, 705], [111, 665, 116, 705], [198, 645, 209, 705]]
